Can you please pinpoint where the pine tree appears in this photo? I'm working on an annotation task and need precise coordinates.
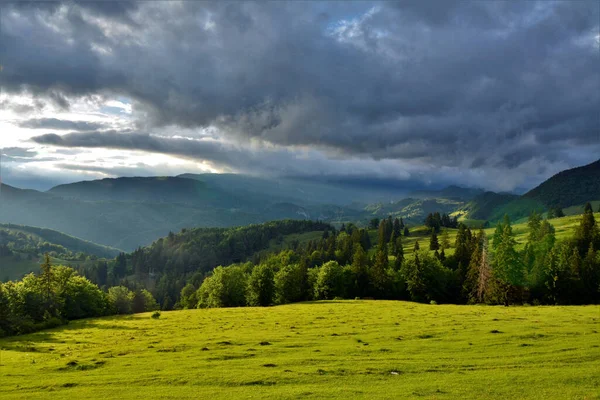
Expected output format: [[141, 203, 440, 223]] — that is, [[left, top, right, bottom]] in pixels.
[[403, 226, 410, 237], [492, 221, 524, 306], [393, 218, 401, 239], [575, 203, 599, 256], [370, 246, 389, 297], [351, 245, 370, 297], [429, 229, 439, 251], [393, 235, 404, 271], [440, 230, 450, 250]]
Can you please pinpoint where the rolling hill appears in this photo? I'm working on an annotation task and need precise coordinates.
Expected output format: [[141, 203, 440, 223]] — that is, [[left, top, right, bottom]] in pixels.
[[523, 158, 600, 208], [0, 223, 121, 281]]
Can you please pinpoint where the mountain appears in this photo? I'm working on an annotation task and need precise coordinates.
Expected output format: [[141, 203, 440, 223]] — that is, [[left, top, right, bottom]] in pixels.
[[459, 192, 519, 221], [364, 197, 464, 224], [0, 223, 121, 258], [523, 159, 600, 209], [179, 173, 410, 206], [0, 223, 121, 281], [409, 185, 484, 201], [0, 179, 354, 251]]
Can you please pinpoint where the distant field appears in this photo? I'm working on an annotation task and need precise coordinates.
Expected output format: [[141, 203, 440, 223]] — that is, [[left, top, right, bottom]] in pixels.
[[399, 212, 598, 257], [0, 301, 598, 399]]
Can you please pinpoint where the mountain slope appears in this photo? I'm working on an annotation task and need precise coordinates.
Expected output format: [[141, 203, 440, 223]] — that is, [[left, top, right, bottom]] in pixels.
[[0, 223, 121, 258], [523, 159, 600, 208], [459, 191, 519, 220], [409, 185, 484, 201]]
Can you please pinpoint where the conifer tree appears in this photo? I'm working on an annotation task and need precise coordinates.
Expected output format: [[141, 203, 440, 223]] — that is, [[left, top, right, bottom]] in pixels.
[[351, 245, 370, 297], [429, 230, 439, 251], [492, 221, 524, 306]]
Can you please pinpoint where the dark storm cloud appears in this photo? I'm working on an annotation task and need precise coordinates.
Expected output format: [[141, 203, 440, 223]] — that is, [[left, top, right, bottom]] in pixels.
[[3, 1, 600, 189], [18, 118, 107, 131]]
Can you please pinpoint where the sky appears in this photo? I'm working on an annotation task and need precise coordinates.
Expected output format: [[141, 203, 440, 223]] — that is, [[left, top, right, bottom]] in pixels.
[[0, 0, 599, 192]]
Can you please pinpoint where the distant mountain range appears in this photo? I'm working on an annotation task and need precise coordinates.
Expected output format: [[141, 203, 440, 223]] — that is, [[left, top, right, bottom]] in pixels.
[[0, 159, 598, 251]]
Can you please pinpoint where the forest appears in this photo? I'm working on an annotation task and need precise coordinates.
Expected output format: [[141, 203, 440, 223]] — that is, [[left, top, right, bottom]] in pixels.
[[2, 204, 598, 337]]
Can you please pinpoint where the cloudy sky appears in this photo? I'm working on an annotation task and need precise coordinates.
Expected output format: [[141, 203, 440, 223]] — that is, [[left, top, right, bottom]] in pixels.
[[0, 1, 598, 192]]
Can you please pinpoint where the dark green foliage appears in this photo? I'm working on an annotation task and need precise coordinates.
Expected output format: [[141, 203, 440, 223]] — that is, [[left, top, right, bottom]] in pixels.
[[424, 212, 458, 232], [0, 257, 155, 337], [314, 261, 346, 300], [246, 264, 275, 306], [574, 203, 600, 256], [523, 159, 600, 209], [429, 230, 439, 251], [461, 192, 519, 221]]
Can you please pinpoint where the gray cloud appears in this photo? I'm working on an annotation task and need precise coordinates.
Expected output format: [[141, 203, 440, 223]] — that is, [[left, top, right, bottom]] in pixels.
[[18, 118, 108, 131], [3, 1, 600, 190]]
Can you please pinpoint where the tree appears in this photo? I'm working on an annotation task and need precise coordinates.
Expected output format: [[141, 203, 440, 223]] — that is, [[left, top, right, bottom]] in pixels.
[[369, 218, 380, 230], [40, 254, 54, 309], [132, 290, 147, 313], [370, 246, 389, 297], [527, 211, 542, 242], [393, 218, 401, 239], [197, 266, 248, 308], [108, 286, 133, 314], [440, 230, 450, 251], [403, 226, 410, 237], [180, 283, 197, 309], [314, 261, 346, 300], [492, 222, 524, 306], [429, 230, 439, 251], [274, 264, 303, 304], [162, 295, 173, 311], [351, 245, 370, 297], [574, 203, 599, 256], [392, 235, 404, 271], [246, 264, 275, 306]]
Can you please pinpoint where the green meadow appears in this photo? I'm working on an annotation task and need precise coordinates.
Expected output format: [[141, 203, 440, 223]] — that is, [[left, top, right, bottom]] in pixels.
[[1, 301, 599, 399]]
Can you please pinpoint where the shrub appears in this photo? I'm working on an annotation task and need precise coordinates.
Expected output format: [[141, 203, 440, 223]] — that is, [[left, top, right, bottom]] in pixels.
[[151, 311, 161, 319]]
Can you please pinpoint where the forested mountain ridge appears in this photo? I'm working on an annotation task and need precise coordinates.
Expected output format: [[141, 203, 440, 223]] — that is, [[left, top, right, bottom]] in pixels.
[[0, 224, 121, 258], [524, 159, 600, 209]]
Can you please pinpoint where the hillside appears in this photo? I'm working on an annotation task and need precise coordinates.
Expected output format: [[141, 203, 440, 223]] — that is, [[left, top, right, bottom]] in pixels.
[[0, 224, 121, 258], [523, 159, 600, 208], [127, 220, 332, 278], [0, 224, 120, 281], [0, 182, 333, 251], [457, 192, 519, 221], [409, 185, 484, 201], [1, 301, 598, 399]]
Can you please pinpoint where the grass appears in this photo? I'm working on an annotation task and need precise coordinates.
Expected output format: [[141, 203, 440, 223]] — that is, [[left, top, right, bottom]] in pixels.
[[1, 301, 598, 399], [398, 212, 599, 257]]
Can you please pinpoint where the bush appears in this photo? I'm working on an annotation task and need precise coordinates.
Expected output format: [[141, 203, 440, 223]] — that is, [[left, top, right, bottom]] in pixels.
[[151, 311, 161, 319], [430, 300, 438, 305]]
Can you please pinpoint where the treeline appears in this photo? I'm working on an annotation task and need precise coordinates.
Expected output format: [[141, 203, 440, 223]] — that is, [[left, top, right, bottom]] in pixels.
[[179, 205, 600, 309], [0, 255, 159, 337], [0, 228, 104, 263], [424, 212, 458, 231]]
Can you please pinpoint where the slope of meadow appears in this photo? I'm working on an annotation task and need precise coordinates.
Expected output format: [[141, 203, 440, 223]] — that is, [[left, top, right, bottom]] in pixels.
[[400, 212, 598, 257], [0, 301, 598, 399]]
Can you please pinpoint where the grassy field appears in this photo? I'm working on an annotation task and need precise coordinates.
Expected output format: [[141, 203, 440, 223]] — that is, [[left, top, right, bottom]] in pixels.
[[399, 212, 599, 257], [1, 301, 598, 399]]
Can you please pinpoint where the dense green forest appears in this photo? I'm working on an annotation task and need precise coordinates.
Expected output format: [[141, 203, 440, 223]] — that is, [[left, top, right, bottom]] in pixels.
[[1, 205, 599, 338], [0, 255, 159, 337], [176, 206, 600, 309]]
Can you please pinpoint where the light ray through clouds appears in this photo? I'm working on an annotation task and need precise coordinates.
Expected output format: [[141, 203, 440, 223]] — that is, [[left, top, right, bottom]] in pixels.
[[0, 1, 598, 191]]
